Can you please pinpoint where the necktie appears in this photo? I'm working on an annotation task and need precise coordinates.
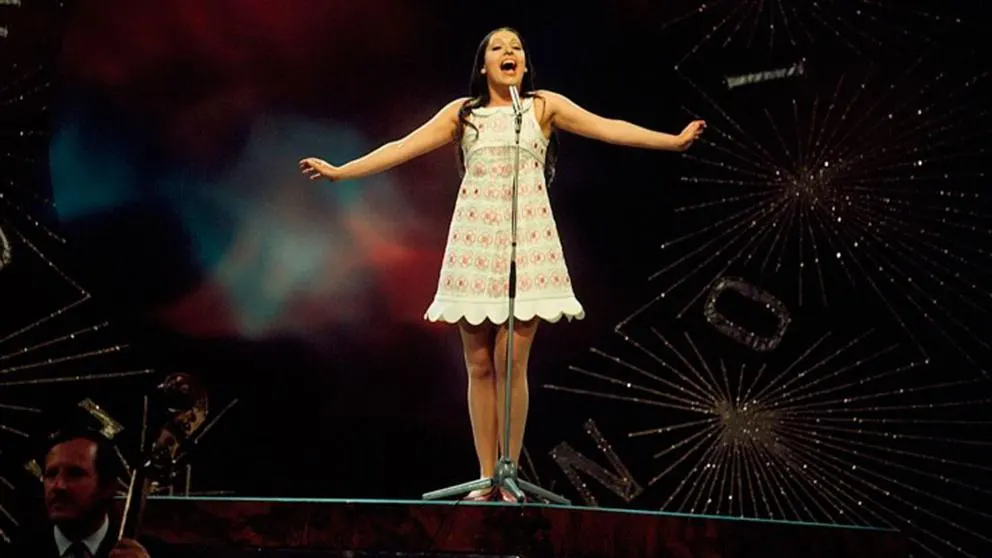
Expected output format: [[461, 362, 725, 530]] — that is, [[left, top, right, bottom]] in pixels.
[[66, 541, 91, 558]]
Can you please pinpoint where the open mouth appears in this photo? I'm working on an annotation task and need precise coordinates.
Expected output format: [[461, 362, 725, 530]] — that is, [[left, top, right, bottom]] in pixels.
[[499, 60, 517, 74]]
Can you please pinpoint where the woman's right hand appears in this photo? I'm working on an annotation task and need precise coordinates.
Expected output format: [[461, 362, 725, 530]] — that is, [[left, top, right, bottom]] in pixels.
[[299, 157, 342, 181]]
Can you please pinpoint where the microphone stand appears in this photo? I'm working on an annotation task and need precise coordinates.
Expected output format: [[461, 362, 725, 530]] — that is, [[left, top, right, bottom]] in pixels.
[[423, 88, 570, 506]]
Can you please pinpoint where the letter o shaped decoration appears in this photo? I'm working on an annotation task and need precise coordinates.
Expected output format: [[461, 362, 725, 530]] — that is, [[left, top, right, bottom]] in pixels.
[[0, 226, 11, 272], [704, 277, 791, 352]]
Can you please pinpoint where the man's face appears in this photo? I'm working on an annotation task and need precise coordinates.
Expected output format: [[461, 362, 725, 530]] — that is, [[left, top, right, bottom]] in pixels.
[[43, 438, 107, 525]]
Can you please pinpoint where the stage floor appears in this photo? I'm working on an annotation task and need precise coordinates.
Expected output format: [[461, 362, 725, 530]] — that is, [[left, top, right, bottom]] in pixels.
[[132, 495, 911, 557]]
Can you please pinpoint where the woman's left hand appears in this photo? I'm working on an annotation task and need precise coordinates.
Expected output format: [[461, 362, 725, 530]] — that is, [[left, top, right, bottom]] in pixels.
[[675, 120, 706, 152]]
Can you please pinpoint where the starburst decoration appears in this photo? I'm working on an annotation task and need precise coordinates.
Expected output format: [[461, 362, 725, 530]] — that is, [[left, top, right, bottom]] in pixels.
[[0, 3, 160, 543], [658, 0, 971, 67], [547, 324, 992, 558], [629, 57, 992, 373]]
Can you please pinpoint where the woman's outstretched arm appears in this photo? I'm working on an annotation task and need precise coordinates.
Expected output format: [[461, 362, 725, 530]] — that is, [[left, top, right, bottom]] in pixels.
[[300, 97, 468, 181], [538, 90, 704, 152]]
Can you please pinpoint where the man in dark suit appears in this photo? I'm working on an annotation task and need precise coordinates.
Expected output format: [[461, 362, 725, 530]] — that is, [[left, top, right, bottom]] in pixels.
[[9, 429, 166, 558]]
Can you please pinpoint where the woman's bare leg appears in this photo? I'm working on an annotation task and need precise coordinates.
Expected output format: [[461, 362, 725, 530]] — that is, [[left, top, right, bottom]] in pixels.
[[493, 318, 539, 472], [458, 320, 498, 496]]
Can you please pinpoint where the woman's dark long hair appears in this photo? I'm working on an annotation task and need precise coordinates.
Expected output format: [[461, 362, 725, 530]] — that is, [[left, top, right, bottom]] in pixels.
[[455, 27, 560, 186]]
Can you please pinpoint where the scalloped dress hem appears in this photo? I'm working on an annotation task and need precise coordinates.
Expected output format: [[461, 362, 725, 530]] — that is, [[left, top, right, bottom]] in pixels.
[[424, 297, 586, 325]]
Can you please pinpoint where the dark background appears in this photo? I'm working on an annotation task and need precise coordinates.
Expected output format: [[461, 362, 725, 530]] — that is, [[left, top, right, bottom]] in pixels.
[[2, 1, 991, 555]]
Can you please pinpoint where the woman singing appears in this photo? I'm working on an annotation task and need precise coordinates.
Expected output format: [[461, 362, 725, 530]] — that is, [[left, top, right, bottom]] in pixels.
[[300, 27, 705, 502]]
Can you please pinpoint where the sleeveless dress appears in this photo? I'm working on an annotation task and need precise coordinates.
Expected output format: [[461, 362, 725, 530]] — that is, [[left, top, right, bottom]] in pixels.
[[424, 97, 586, 325]]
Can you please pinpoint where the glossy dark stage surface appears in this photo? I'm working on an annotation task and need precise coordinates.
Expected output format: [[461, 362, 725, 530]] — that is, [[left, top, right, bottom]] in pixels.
[[130, 496, 910, 558]]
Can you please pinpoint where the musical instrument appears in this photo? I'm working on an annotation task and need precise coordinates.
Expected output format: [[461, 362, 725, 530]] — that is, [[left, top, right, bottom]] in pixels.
[[118, 373, 209, 540]]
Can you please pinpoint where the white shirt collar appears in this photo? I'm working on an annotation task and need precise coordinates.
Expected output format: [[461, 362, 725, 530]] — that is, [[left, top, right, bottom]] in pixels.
[[54, 514, 109, 556]]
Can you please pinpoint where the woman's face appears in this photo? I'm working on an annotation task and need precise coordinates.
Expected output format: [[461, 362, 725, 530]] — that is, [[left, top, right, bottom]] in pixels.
[[482, 29, 526, 87]]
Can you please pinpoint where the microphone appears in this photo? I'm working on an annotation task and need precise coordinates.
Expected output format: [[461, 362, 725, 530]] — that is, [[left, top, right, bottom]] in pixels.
[[509, 85, 523, 114]]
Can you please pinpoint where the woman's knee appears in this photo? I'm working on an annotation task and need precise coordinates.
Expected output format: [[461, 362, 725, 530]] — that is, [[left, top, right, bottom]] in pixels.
[[510, 352, 531, 377], [492, 352, 530, 384], [460, 320, 495, 380], [466, 357, 495, 380]]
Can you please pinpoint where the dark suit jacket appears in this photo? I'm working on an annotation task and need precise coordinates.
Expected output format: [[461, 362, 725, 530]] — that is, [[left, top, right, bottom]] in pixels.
[[7, 521, 172, 558]]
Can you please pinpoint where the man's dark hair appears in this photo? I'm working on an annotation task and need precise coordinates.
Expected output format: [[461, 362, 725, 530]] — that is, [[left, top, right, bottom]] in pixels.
[[41, 428, 122, 487]]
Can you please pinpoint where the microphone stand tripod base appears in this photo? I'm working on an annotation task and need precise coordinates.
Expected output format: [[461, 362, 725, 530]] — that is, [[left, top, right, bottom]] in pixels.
[[421, 457, 570, 505]]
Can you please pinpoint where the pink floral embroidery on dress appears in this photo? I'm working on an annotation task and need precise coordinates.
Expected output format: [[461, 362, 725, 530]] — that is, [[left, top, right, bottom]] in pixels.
[[424, 97, 585, 325]]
